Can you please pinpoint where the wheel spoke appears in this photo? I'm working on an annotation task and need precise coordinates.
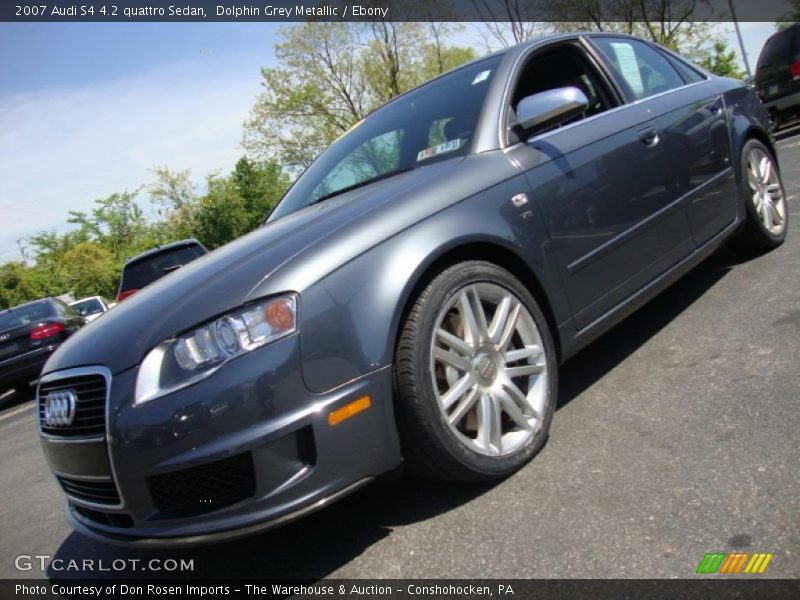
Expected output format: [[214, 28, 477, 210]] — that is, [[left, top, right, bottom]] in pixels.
[[766, 183, 781, 193], [487, 294, 512, 343], [767, 200, 783, 226], [495, 388, 534, 431], [469, 287, 490, 340], [477, 393, 502, 454], [436, 328, 473, 356], [440, 373, 475, 410], [504, 345, 542, 364], [761, 198, 774, 229], [497, 302, 521, 350], [506, 363, 545, 378], [433, 346, 470, 371], [457, 289, 482, 345], [448, 386, 479, 425], [747, 170, 758, 191], [760, 156, 772, 182], [504, 379, 540, 419], [749, 158, 760, 182]]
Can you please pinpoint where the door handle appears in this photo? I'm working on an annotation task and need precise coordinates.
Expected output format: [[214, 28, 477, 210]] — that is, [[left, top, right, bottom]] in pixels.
[[638, 127, 660, 148]]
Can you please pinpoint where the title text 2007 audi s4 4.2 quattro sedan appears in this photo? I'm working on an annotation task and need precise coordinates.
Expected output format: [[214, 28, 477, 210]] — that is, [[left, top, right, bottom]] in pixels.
[[38, 33, 787, 545]]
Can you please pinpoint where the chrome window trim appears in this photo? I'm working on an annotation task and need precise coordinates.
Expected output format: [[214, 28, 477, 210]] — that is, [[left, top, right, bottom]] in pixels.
[[37, 365, 125, 511]]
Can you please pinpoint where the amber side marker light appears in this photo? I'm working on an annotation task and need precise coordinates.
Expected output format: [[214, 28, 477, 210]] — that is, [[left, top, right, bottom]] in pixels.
[[328, 395, 372, 426]]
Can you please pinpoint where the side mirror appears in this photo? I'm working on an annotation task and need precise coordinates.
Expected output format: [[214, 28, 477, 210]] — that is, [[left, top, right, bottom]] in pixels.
[[513, 86, 590, 136]]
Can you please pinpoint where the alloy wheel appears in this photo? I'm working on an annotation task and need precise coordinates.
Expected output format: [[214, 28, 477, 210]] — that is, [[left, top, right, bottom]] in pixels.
[[747, 147, 786, 236], [430, 282, 548, 457]]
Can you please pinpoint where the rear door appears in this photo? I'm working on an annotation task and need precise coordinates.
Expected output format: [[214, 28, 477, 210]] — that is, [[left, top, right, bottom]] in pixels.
[[589, 36, 737, 246]]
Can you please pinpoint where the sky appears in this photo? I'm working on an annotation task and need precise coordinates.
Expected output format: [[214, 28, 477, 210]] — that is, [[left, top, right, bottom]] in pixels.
[[0, 20, 779, 263]]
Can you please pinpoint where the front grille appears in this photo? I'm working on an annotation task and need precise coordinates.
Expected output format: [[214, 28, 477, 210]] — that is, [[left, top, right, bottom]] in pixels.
[[73, 505, 133, 528], [147, 452, 256, 517], [39, 374, 107, 437], [58, 476, 120, 506]]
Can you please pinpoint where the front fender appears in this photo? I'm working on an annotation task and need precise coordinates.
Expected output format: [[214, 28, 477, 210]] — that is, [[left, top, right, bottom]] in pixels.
[[294, 173, 564, 393]]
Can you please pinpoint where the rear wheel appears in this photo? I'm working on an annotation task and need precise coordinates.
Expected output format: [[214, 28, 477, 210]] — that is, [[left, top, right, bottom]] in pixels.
[[394, 261, 557, 482], [734, 139, 788, 254]]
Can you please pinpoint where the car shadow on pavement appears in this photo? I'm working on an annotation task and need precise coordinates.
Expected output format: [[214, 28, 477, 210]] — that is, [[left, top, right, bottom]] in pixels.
[[48, 245, 743, 582], [557, 244, 740, 410]]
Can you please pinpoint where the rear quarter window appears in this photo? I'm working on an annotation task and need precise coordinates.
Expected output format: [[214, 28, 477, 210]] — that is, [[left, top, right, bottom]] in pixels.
[[121, 245, 205, 291]]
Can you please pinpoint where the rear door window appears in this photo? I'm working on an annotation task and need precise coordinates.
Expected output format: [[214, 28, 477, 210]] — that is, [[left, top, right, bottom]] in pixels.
[[121, 245, 205, 291], [592, 37, 686, 100]]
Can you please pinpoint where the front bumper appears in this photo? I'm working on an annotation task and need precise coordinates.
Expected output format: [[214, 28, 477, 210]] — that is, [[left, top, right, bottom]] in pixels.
[[38, 333, 401, 546], [0, 345, 55, 389]]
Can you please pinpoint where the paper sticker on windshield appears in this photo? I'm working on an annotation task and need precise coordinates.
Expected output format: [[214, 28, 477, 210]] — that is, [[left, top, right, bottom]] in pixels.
[[417, 139, 464, 162], [472, 70, 491, 85], [609, 42, 644, 97]]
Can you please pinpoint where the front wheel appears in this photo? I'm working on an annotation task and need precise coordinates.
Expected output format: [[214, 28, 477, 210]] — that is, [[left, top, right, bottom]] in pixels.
[[733, 139, 788, 254], [394, 261, 558, 482]]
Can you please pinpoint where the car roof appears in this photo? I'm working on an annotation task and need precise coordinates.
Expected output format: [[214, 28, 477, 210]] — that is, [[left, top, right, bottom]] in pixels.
[[122, 239, 206, 268], [69, 296, 103, 304]]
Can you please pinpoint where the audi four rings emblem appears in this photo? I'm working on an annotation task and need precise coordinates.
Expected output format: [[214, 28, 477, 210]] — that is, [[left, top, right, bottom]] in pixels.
[[43, 390, 78, 427]]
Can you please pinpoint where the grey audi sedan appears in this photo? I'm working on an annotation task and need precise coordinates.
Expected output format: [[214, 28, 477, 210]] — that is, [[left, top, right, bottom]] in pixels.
[[38, 33, 787, 545]]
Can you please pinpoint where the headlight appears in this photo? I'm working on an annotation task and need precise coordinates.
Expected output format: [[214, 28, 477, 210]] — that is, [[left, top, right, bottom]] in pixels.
[[134, 294, 297, 405]]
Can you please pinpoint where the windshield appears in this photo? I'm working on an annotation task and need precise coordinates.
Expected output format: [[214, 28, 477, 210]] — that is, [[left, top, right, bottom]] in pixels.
[[71, 298, 104, 316], [0, 301, 54, 331], [269, 55, 502, 220]]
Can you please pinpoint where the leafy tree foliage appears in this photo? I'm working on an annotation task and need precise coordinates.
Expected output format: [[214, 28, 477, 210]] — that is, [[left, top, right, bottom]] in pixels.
[[0, 158, 289, 309], [696, 40, 746, 79], [243, 22, 476, 171]]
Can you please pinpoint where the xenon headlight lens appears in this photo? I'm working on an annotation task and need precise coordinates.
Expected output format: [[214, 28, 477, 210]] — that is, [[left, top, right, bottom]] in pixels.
[[135, 294, 297, 405]]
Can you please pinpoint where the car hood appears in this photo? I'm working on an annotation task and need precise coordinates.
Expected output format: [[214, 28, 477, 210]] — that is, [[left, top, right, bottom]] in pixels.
[[43, 158, 469, 376]]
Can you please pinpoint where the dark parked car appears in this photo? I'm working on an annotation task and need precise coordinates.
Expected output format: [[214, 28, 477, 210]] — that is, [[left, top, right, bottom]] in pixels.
[[0, 298, 85, 393], [37, 33, 786, 546], [116, 239, 207, 302], [755, 23, 800, 131]]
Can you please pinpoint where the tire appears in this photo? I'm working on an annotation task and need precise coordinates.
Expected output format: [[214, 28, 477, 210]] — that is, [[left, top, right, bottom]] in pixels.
[[733, 138, 789, 254], [394, 261, 558, 482]]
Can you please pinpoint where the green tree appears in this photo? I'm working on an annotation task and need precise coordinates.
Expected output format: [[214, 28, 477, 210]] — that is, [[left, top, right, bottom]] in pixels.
[[59, 243, 118, 299], [230, 157, 290, 229], [776, 1, 799, 27], [0, 262, 51, 309], [696, 40, 746, 79], [191, 175, 250, 250], [243, 22, 476, 171]]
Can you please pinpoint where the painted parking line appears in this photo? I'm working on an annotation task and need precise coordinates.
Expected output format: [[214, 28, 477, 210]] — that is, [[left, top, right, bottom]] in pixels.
[[0, 401, 36, 422]]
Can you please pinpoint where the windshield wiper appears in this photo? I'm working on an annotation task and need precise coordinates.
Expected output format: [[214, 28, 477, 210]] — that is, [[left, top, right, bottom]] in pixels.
[[309, 166, 414, 207]]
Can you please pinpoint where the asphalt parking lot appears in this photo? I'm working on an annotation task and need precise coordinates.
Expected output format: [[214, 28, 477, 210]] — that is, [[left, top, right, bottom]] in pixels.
[[1, 129, 799, 581]]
